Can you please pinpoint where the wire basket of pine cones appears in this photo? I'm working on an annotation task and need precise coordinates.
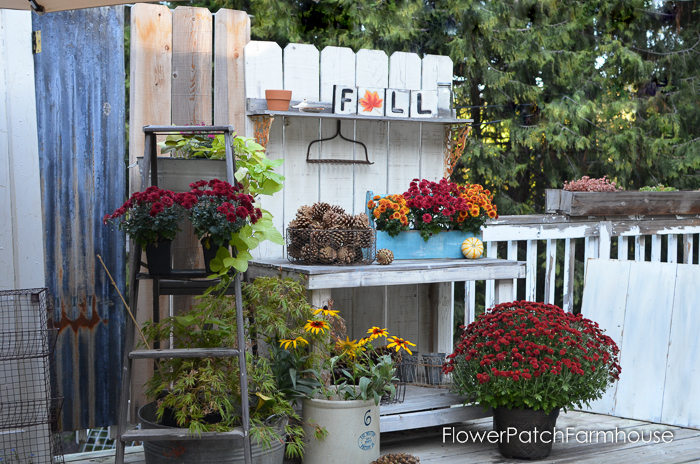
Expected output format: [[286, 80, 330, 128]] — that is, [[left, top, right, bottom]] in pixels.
[[287, 202, 376, 265]]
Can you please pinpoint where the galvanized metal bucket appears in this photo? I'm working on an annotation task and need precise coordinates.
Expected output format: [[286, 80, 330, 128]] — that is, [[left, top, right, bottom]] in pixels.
[[138, 402, 286, 464]]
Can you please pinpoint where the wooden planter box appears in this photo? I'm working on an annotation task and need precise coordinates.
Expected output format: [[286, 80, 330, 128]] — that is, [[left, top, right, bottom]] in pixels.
[[545, 189, 700, 216], [376, 230, 479, 259]]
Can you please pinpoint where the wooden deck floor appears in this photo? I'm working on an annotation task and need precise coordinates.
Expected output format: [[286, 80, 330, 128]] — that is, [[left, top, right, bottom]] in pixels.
[[66, 410, 700, 464]]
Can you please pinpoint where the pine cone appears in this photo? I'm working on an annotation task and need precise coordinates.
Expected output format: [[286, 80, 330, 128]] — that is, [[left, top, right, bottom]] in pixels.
[[312, 202, 331, 220], [337, 246, 355, 264], [353, 246, 366, 262], [335, 213, 353, 230], [355, 229, 374, 248], [310, 230, 329, 248], [352, 213, 370, 230], [371, 453, 420, 464], [295, 215, 312, 229], [323, 211, 339, 229], [376, 248, 394, 265], [297, 205, 313, 219], [318, 246, 337, 264], [288, 219, 300, 229], [310, 220, 325, 230], [329, 204, 346, 215], [327, 230, 345, 248], [300, 244, 319, 263]]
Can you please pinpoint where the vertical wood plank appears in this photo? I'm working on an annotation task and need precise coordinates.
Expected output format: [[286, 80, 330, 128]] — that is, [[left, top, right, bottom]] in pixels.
[[387, 285, 420, 350], [354, 121, 388, 214], [436, 282, 454, 354], [320, 46, 355, 103], [525, 240, 537, 301], [389, 52, 422, 90], [583, 236, 599, 280], [213, 9, 250, 134], [465, 281, 476, 325], [507, 240, 518, 301], [599, 220, 612, 259], [613, 261, 677, 422], [683, 234, 693, 264], [580, 259, 632, 415], [421, 55, 453, 90], [667, 234, 678, 263], [0, 10, 44, 289], [484, 241, 496, 309], [244, 41, 284, 99], [635, 235, 646, 262], [420, 123, 446, 182], [355, 49, 389, 89], [494, 280, 515, 304], [544, 239, 557, 304], [171, 6, 212, 125], [284, 43, 320, 101], [129, 3, 172, 193], [387, 122, 420, 193], [318, 118, 356, 213], [617, 236, 629, 260], [661, 264, 700, 428], [563, 238, 576, 312], [651, 234, 662, 262]]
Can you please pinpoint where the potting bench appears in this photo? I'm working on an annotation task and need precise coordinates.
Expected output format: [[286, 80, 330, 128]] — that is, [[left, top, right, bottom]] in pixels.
[[247, 257, 526, 432]]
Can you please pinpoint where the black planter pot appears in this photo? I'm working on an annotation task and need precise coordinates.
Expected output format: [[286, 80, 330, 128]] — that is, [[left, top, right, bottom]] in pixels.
[[493, 406, 560, 459], [145, 240, 172, 275], [201, 238, 230, 274]]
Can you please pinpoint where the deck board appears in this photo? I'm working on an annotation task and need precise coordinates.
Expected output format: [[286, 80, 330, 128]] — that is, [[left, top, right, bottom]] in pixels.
[[65, 410, 700, 464]]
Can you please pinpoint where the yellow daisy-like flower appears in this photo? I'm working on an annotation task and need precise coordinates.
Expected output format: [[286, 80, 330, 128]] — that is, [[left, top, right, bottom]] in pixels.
[[313, 307, 340, 318], [279, 336, 309, 350], [367, 326, 389, 341], [304, 319, 330, 334], [336, 336, 365, 358], [387, 336, 416, 355]]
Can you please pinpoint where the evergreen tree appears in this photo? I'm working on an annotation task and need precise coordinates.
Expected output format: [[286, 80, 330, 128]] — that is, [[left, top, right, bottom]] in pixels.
[[172, 0, 700, 213]]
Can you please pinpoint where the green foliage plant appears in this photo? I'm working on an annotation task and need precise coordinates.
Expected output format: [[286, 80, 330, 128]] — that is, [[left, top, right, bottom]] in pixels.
[[639, 184, 678, 192], [445, 301, 621, 413]]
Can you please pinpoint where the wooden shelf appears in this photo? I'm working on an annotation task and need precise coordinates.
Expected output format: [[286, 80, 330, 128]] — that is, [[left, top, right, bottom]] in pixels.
[[246, 98, 472, 125]]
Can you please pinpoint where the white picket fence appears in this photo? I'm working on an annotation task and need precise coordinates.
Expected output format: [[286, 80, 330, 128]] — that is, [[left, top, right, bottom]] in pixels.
[[479, 215, 700, 319]]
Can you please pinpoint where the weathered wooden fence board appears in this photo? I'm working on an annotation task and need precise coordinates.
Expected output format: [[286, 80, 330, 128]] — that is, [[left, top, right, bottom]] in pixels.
[[0, 10, 44, 290], [581, 259, 700, 428], [33, 6, 125, 431]]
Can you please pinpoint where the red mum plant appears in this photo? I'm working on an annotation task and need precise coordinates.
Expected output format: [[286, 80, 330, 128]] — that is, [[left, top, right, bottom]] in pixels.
[[181, 179, 263, 248], [368, 178, 498, 241], [104, 186, 186, 248], [444, 301, 621, 413]]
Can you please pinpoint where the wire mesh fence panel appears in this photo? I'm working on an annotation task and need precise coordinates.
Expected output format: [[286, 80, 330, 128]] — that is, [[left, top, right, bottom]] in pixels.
[[0, 289, 64, 464], [395, 353, 452, 389]]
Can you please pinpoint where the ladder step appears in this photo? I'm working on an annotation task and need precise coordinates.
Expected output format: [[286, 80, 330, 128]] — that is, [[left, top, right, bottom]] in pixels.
[[121, 427, 245, 441], [129, 348, 241, 359]]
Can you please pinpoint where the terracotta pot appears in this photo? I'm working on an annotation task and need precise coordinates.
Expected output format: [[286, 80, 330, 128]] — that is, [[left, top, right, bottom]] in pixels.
[[265, 89, 292, 111]]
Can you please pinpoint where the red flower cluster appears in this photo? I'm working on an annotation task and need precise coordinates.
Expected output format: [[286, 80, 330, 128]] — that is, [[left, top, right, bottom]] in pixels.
[[103, 186, 182, 223], [445, 301, 621, 412]]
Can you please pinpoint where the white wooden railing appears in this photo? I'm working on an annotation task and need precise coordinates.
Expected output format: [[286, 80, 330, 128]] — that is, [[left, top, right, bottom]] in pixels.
[[470, 214, 700, 320]]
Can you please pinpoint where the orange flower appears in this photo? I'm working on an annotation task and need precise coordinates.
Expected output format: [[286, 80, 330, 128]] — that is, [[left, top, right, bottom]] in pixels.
[[373, 209, 381, 219], [367, 200, 375, 209], [373, 195, 380, 200], [488, 210, 497, 218], [359, 90, 383, 112], [392, 212, 400, 219], [379, 206, 387, 213]]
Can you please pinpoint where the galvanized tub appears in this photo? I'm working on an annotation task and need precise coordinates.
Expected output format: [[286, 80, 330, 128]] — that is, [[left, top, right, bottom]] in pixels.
[[138, 402, 286, 464]]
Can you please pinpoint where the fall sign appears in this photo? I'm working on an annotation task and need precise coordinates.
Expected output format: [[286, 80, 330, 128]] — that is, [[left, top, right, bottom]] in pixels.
[[332, 85, 440, 118]]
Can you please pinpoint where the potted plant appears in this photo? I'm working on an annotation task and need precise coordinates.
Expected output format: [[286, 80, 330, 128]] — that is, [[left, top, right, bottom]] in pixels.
[[274, 303, 415, 464], [138, 277, 311, 463], [444, 301, 621, 459], [366, 178, 498, 259], [176, 179, 262, 273], [103, 186, 185, 274]]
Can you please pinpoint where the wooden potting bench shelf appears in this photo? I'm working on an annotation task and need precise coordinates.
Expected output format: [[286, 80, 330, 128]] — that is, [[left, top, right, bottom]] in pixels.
[[247, 257, 526, 432]]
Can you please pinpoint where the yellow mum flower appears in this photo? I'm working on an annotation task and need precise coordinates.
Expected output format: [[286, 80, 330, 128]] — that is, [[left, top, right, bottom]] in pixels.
[[367, 326, 389, 341], [279, 337, 309, 350], [304, 319, 330, 334], [313, 307, 340, 318], [387, 336, 417, 355]]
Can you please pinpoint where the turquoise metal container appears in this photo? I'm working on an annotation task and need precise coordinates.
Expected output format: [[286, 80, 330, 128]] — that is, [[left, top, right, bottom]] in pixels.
[[366, 191, 482, 259]]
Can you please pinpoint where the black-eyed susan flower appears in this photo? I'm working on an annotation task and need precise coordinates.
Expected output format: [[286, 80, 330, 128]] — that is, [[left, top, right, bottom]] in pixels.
[[304, 319, 330, 334], [387, 336, 416, 355], [313, 306, 340, 318], [367, 326, 389, 341], [336, 336, 365, 358], [279, 336, 309, 350]]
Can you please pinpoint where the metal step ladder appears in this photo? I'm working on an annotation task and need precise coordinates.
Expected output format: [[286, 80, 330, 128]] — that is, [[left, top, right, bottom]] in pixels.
[[115, 125, 252, 464]]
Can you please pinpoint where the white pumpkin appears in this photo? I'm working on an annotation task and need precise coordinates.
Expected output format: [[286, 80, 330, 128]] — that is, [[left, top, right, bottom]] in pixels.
[[461, 237, 484, 259]]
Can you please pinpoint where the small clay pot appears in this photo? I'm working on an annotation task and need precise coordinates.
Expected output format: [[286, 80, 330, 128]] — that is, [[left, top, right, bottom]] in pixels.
[[265, 89, 292, 111]]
